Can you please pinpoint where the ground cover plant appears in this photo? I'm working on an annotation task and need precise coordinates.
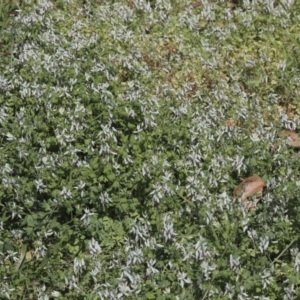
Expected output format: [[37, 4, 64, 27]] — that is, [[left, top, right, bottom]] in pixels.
[[1, 0, 300, 299]]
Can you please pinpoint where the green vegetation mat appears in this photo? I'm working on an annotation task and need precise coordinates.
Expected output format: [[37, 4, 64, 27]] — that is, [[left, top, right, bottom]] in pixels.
[[1, 0, 300, 298]]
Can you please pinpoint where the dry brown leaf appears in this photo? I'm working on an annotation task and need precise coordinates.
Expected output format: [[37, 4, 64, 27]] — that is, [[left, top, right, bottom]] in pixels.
[[225, 119, 236, 128], [233, 175, 266, 209], [278, 130, 300, 149]]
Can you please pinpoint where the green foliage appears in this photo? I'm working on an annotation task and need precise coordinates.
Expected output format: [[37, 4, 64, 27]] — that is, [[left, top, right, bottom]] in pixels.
[[1, 0, 300, 299]]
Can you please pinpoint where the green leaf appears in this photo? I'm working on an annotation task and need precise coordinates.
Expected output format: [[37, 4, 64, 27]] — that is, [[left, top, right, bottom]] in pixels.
[[145, 292, 155, 299], [107, 172, 116, 181], [3, 242, 15, 252], [15, 244, 27, 270]]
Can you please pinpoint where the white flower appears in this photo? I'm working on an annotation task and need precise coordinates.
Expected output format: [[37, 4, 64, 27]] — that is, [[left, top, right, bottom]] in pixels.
[[80, 208, 95, 227], [35, 179, 46, 193], [163, 213, 177, 242], [5, 133, 16, 141], [51, 291, 61, 298], [73, 258, 85, 275], [88, 238, 102, 256], [177, 271, 191, 288], [229, 254, 240, 272], [250, 133, 260, 142], [259, 237, 270, 254]]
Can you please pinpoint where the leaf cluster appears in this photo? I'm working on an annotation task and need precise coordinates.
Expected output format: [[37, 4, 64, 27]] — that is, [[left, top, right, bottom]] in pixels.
[[1, 0, 300, 299]]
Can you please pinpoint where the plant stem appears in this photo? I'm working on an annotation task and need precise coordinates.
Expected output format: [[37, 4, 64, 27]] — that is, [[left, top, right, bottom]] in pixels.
[[271, 237, 298, 266]]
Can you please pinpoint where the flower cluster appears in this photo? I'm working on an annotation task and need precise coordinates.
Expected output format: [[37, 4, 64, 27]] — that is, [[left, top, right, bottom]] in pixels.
[[1, 0, 300, 299]]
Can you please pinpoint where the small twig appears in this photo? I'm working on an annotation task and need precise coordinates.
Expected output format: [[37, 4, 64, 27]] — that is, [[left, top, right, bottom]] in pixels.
[[201, 289, 209, 300], [175, 190, 195, 206], [271, 237, 298, 266]]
